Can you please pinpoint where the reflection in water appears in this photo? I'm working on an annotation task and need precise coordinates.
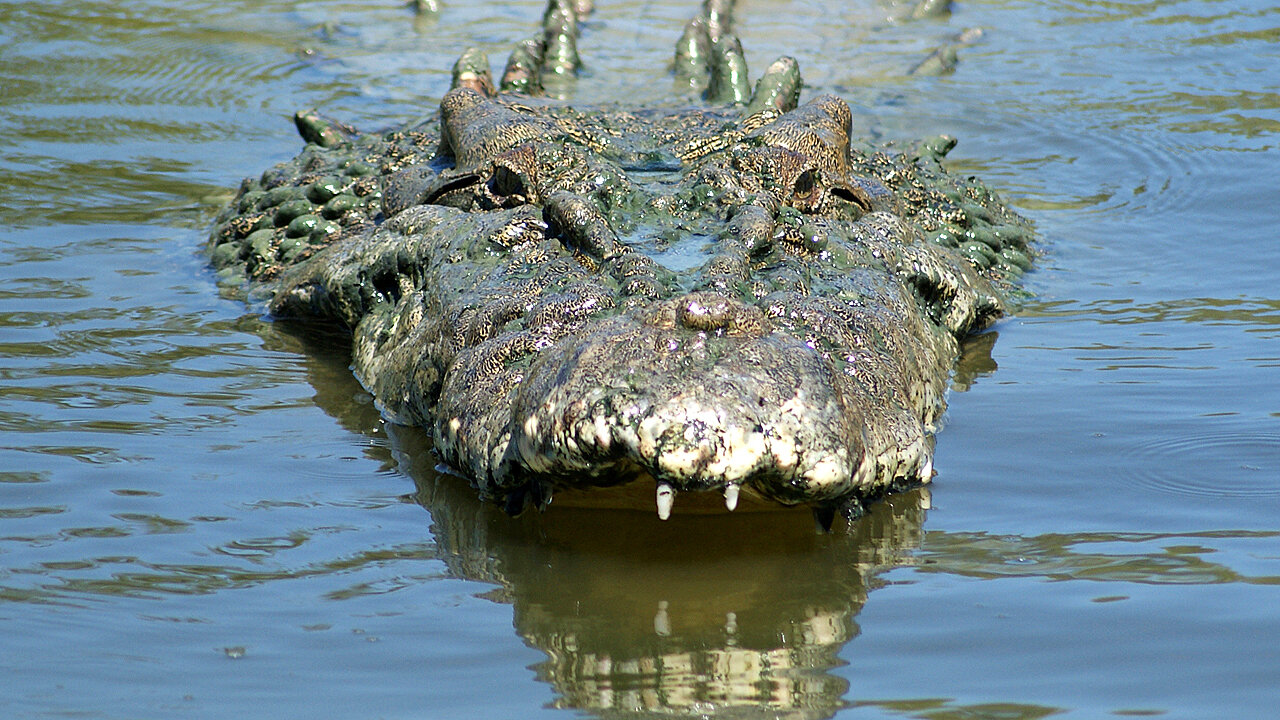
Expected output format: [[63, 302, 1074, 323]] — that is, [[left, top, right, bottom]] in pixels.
[[1022, 296, 1280, 331], [851, 698, 1063, 720], [918, 529, 1280, 587], [393, 422, 928, 718], [951, 330, 1000, 392]]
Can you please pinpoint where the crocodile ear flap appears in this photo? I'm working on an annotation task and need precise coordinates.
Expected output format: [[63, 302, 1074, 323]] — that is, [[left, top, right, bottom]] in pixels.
[[831, 176, 895, 215], [828, 181, 875, 213], [423, 171, 484, 206]]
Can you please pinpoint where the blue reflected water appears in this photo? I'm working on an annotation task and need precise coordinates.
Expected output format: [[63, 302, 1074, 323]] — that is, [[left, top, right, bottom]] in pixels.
[[1, 0, 1278, 717]]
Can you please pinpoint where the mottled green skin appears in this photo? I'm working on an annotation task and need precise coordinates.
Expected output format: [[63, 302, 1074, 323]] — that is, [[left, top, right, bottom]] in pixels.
[[208, 37, 1032, 520]]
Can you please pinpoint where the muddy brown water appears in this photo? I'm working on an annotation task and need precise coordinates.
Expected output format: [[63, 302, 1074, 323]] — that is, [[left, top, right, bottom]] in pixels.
[[2, 1, 1278, 717]]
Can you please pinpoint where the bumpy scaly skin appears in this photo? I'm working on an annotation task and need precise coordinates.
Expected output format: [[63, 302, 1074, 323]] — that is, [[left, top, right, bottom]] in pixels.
[[208, 0, 1032, 522]]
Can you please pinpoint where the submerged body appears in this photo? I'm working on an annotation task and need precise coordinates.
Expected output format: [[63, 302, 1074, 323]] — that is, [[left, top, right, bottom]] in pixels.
[[208, 0, 1032, 523]]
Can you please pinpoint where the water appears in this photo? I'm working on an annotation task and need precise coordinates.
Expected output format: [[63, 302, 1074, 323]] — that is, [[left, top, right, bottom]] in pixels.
[[2, 0, 1278, 717]]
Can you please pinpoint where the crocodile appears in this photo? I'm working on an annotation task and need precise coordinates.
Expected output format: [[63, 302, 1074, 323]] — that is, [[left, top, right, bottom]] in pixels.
[[207, 0, 1034, 526]]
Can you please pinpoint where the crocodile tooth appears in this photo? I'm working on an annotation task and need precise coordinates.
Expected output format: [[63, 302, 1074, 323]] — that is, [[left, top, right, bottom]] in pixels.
[[656, 483, 675, 520], [723, 483, 740, 511]]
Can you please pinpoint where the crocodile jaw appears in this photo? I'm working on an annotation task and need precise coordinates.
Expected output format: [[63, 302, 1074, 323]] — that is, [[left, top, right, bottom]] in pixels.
[[485, 314, 877, 508]]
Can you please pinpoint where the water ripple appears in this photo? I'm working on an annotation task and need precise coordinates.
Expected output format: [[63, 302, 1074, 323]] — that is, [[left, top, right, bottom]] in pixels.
[[920, 529, 1280, 585], [1024, 296, 1280, 332], [1123, 431, 1280, 499]]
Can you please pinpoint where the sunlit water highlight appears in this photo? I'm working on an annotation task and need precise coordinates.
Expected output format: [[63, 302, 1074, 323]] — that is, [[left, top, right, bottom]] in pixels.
[[2, 0, 1278, 718]]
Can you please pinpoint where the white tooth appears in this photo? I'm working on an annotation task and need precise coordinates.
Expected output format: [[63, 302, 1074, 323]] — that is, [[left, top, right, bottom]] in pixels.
[[723, 483, 740, 511], [656, 483, 674, 520], [920, 455, 934, 482]]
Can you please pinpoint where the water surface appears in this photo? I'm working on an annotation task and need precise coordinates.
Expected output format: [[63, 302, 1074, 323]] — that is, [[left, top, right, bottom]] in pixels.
[[2, 0, 1278, 717]]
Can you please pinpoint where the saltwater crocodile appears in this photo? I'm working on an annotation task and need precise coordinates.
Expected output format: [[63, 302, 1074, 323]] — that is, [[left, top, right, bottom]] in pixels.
[[208, 0, 1033, 526]]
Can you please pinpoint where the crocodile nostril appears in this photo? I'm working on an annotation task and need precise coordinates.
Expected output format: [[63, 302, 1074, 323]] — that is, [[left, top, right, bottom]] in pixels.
[[489, 165, 526, 199], [793, 169, 817, 200], [791, 169, 823, 211]]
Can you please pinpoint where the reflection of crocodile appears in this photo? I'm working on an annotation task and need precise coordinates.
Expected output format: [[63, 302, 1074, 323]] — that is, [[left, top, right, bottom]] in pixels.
[[390, 420, 930, 719], [208, 0, 1034, 524]]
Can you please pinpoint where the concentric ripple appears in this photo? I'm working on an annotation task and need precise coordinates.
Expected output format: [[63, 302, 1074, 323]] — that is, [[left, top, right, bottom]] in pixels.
[[1123, 431, 1280, 499]]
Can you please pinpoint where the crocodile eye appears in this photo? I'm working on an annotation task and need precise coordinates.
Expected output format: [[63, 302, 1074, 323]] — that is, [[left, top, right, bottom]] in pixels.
[[793, 169, 818, 203]]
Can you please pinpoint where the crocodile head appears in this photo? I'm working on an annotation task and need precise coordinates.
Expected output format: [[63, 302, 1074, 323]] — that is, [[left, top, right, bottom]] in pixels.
[[209, 1, 1033, 522]]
